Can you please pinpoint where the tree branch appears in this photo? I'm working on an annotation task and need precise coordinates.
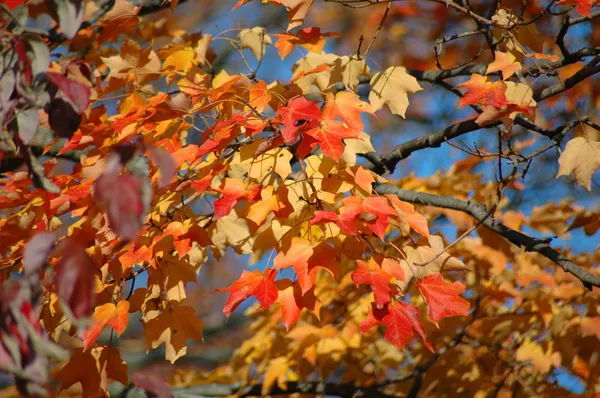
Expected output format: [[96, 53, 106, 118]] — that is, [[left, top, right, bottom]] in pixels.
[[375, 184, 600, 289], [171, 381, 396, 398]]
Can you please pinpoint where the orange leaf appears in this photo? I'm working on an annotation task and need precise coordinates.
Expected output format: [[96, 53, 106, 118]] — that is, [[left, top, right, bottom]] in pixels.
[[486, 51, 522, 80], [417, 274, 470, 325], [217, 269, 278, 317], [352, 258, 392, 306], [457, 74, 508, 108], [82, 301, 130, 350]]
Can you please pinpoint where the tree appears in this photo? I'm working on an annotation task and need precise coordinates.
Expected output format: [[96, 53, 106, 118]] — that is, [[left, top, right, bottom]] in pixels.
[[1, 0, 600, 396]]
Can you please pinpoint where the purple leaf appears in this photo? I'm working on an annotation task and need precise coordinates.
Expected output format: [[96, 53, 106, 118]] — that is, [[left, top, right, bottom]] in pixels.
[[23, 232, 57, 276]]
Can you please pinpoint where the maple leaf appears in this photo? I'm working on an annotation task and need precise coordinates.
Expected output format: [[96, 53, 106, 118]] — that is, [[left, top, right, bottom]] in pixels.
[[217, 269, 278, 317], [54, 238, 95, 320], [213, 178, 261, 218], [162, 47, 195, 71], [82, 301, 130, 350], [333, 91, 374, 133], [273, 27, 340, 59], [46, 72, 91, 114], [361, 302, 432, 350], [417, 273, 470, 325], [276, 96, 321, 145], [486, 51, 522, 80], [458, 74, 508, 108], [352, 258, 393, 306], [274, 279, 320, 329], [280, 0, 316, 30], [23, 232, 57, 276], [557, 0, 598, 16], [143, 305, 204, 363], [369, 66, 422, 117], [101, 38, 161, 85], [249, 80, 272, 113], [239, 27, 273, 60], [95, 171, 150, 242], [304, 92, 361, 160], [56, 346, 128, 397], [557, 136, 600, 191]]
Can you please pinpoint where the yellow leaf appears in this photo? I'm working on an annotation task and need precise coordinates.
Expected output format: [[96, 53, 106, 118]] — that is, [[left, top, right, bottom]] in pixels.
[[369, 66, 422, 117], [557, 136, 600, 191], [239, 27, 272, 61], [163, 47, 195, 71]]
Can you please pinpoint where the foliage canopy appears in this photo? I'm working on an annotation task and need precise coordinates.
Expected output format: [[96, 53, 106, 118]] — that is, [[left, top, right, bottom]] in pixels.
[[1, 0, 600, 397]]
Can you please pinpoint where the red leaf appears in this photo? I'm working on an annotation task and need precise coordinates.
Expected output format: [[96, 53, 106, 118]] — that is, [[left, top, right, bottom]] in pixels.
[[273, 237, 313, 292], [46, 72, 91, 114], [54, 238, 95, 319], [418, 273, 470, 325], [3, 0, 26, 10], [217, 269, 278, 318], [276, 96, 320, 145], [304, 93, 360, 160], [95, 172, 148, 242], [360, 302, 432, 350], [309, 210, 339, 225], [23, 232, 57, 276], [352, 258, 392, 306]]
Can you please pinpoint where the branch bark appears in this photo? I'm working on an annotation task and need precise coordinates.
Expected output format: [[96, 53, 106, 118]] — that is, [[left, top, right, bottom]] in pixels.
[[375, 184, 600, 289]]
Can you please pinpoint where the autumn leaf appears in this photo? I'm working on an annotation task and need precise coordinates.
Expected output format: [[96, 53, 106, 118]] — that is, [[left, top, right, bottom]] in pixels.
[[417, 273, 470, 325], [515, 339, 562, 374], [82, 301, 130, 350], [217, 269, 278, 317], [369, 66, 422, 117], [276, 96, 321, 145], [54, 238, 95, 320], [352, 258, 393, 306], [95, 171, 150, 241], [56, 346, 128, 397], [273, 27, 340, 59], [557, 136, 600, 191], [143, 305, 204, 363], [23, 232, 57, 276], [213, 178, 261, 218], [458, 74, 508, 108], [280, 0, 316, 30], [557, 0, 598, 16], [304, 92, 361, 160], [333, 91, 374, 133], [486, 51, 522, 80], [239, 27, 272, 60], [361, 301, 432, 350]]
